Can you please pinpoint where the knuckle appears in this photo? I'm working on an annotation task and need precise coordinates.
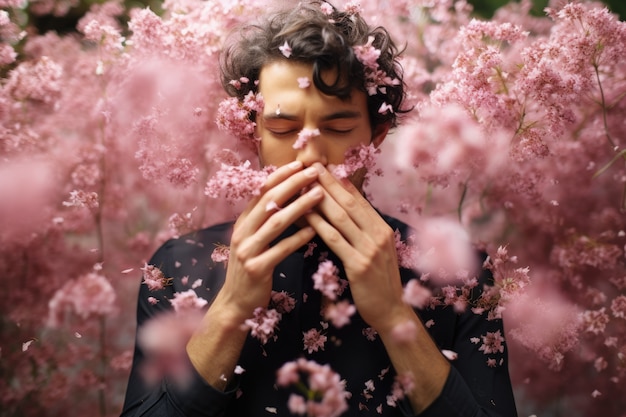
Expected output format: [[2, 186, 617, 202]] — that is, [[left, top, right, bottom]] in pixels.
[[242, 259, 258, 276], [230, 231, 245, 247], [326, 228, 342, 244], [334, 210, 350, 224], [352, 257, 372, 276], [378, 226, 395, 244], [343, 196, 358, 211], [265, 213, 286, 231]]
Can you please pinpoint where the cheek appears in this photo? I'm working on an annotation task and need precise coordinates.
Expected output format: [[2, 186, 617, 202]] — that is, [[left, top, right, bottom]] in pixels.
[[258, 138, 297, 167]]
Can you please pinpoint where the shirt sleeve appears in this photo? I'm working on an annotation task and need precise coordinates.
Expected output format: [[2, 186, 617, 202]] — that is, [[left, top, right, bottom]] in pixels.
[[120, 238, 236, 417], [398, 319, 517, 417], [400, 266, 518, 417], [407, 367, 506, 417]]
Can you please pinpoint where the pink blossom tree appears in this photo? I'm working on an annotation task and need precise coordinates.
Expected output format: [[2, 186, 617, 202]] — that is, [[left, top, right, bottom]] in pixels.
[[1, 0, 625, 416]]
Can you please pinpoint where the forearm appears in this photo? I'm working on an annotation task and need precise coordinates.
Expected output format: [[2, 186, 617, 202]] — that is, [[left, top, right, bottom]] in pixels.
[[377, 307, 451, 414], [186, 294, 250, 391]]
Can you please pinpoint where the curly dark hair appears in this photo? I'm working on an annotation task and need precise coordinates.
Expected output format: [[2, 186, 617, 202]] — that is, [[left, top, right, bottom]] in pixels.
[[220, 0, 408, 130]]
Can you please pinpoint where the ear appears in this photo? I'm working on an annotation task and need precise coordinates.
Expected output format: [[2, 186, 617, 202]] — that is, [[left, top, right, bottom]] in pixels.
[[370, 122, 390, 148]]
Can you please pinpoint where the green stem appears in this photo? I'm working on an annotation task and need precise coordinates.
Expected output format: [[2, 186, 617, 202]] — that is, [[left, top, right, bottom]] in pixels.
[[593, 149, 626, 179], [593, 63, 616, 150], [457, 181, 468, 222], [99, 316, 107, 417], [95, 53, 108, 417]]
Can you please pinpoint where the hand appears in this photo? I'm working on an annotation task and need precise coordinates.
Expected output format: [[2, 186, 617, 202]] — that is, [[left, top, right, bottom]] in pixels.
[[213, 161, 324, 323], [304, 163, 413, 333]]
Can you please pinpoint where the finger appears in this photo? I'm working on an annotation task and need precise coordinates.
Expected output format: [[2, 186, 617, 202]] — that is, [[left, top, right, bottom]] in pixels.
[[312, 163, 378, 231], [312, 187, 363, 247], [237, 165, 319, 234], [304, 210, 358, 262], [260, 165, 319, 209], [248, 225, 317, 271], [237, 186, 324, 259], [261, 160, 305, 192]]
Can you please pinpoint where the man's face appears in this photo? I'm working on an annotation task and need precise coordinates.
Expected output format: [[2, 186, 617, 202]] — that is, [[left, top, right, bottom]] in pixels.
[[256, 60, 382, 189]]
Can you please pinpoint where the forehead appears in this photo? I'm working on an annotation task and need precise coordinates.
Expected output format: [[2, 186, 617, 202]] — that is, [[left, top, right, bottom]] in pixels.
[[257, 60, 365, 111]]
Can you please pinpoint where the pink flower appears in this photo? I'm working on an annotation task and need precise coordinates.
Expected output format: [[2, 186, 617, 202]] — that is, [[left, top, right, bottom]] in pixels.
[[297, 77, 311, 88], [270, 290, 297, 314], [478, 330, 505, 355], [386, 372, 415, 407], [362, 327, 378, 341], [320, 2, 333, 15], [402, 279, 432, 309], [276, 360, 300, 386], [276, 358, 349, 417], [331, 143, 380, 180], [394, 230, 417, 269], [211, 244, 230, 266], [412, 217, 477, 285], [304, 241, 317, 258], [0, 43, 17, 65], [287, 394, 307, 414], [62, 190, 99, 210], [378, 102, 393, 114], [594, 357, 607, 372], [610, 295, 626, 319], [312, 260, 341, 300], [229, 77, 250, 90], [22, 339, 35, 352], [293, 128, 320, 150], [244, 307, 282, 344], [140, 264, 172, 291], [138, 310, 203, 386], [265, 200, 281, 212], [279, 41, 292, 58], [48, 273, 117, 327], [81, 19, 125, 53], [303, 328, 327, 353], [169, 289, 208, 313], [390, 320, 418, 343], [168, 211, 194, 236], [442, 349, 458, 361], [215, 91, 264, 144], [205, 160, 275, 203], [323, 300, 356, 328], [581, 308, 610, 335], [5, 56, 62, 104], [344, 1, 363, 17]]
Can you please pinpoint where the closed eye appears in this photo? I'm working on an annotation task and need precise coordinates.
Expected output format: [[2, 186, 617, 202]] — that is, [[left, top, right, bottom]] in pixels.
[[323, 127, 355, 135], [267, 129, 298, 137]]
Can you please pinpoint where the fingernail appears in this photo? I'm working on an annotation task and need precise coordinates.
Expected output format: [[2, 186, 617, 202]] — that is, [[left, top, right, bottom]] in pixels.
[[303, 167, 318, 177], [314, 163, 325, 174], [288, 160, 303, 169], [309, 186, 323, 197]]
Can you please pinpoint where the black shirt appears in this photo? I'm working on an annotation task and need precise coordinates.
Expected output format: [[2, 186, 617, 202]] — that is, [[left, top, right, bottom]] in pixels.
[[121, 214, 517, 417]]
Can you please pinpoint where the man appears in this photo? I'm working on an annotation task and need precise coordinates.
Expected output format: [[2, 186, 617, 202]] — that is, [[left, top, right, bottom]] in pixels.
[[121, 2, 517, 416]]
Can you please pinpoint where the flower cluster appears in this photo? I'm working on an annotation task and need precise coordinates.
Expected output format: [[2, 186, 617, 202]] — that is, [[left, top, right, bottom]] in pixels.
[[276, 358, 350, 417], [353, 36, 401, 97], [204, 160, 275, 203], [215, 91, 264, 145], [331, 143, 381, 181], [243, 307, 282, 345]]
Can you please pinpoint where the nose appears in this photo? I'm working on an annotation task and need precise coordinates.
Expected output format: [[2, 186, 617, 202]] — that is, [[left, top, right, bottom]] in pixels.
[[296, 134, 328, 167]]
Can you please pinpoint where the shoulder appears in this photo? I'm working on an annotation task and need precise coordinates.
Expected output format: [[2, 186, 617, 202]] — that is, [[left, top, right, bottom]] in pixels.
[[148, 221, 234, 273]]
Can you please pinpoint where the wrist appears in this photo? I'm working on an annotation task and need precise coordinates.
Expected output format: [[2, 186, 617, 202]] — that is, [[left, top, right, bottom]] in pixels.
[[186, 299, 250, 390], [372, 304, 419, 339]]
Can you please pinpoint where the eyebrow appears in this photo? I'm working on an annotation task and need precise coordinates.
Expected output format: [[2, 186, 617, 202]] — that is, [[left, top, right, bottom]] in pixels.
[[262, 110, 362, 122]]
